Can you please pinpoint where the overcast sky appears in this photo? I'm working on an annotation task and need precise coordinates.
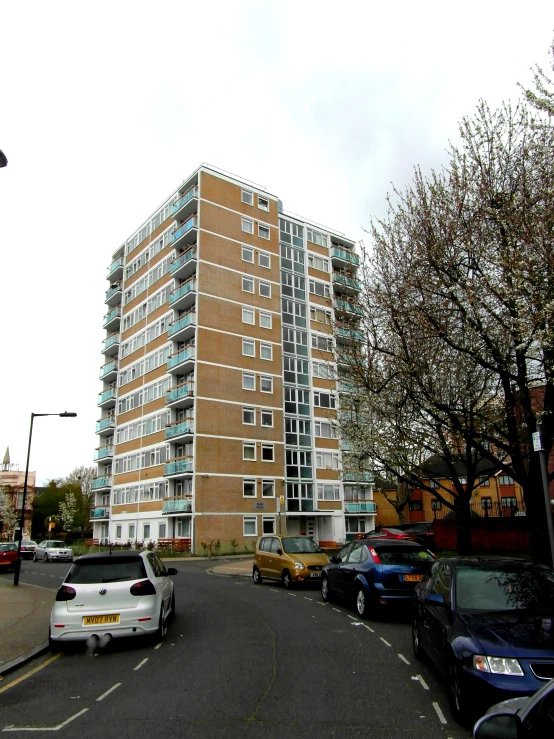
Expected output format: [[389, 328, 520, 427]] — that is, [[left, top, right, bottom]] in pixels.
[[0, 1, 552, 485]]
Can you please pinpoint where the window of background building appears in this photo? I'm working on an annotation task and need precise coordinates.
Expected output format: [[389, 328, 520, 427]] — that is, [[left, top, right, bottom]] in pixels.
[[261, 409, 273, 427], [259, 312, 272, 329], [242, 246, 254, 263], [260, 343, 272, 360], [242, 217, 254, 234], [261, 444, 274, 461], [242, 190, 253, 205], [243, 407, 255, 425], [258, 225, 270, 240], [242, 276, 254, 293], [243, 516, 257, 536], [262, 517, 275, 534], [243, 442, 256, 461], [242, 307, 255, 325], [258, 196, 269, 212], [262, 480, 275, 498], [243, 339, 255, 357], [243, 479, 256, 497], [259, 281, 271, 298], [260, 375, 273, 393], [243, 372, 255, 390], [259, 251, 270, 268]]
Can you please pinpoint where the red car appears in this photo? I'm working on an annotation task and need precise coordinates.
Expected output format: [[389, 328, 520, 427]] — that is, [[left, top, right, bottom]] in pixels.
[[356, 527, 418, 542], [0, 542, 19, 571]]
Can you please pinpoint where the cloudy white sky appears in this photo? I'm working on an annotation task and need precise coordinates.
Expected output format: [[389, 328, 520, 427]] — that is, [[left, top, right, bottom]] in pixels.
[[0, 1, 552, 484]]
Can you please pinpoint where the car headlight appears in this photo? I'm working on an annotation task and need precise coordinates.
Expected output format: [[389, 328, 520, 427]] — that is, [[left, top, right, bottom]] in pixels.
[[294, 561, 305, 570], [473, 655, 524, 676]]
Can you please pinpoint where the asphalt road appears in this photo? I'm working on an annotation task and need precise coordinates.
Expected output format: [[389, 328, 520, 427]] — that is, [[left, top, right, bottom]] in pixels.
[[0, 560, 472, 738]]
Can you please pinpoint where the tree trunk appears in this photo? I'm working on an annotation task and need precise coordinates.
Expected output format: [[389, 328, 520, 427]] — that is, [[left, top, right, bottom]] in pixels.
[[397, 505, 409, 524], [522, 456, 552, 566], [455, 494, 473, 556]]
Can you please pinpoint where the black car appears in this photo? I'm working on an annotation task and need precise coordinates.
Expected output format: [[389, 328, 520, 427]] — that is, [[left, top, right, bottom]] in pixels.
[[412, 558, 554, 725], [321, 539, 435, 618], [396, 522, 435, 550], [474, 676, 554, 737]]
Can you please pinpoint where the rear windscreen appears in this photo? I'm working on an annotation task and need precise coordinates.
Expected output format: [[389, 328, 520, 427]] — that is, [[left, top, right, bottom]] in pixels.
[[375, 547, 434, 565], [65, 559, 147, 584]]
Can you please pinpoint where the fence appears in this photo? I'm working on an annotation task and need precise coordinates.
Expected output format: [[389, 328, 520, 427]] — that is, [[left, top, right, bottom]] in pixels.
[[433, 500, 526, 520]]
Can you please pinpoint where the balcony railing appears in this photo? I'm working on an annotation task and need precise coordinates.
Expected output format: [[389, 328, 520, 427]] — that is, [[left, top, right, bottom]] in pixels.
[[169, 279, 197, 306], [166, 381, 195, 405], [105, 283, 122, 302], [167, 348, 196, 371], [96, 417, 115, 433], [164, 458, 194, 476], [344, 502, 377, 514], [90, 507, 111, 520], [433, 500, 527, 520], [336, 327, 364, 341], [97, 387, 116, 405], [343, 471, 374, 483], [332, 247, 359, 266], [94, 446, 114, 461], [92, 476, 112, 490], [170, 215, 198, 246], [162, 497, 193, 514], [332, 273, 361, 290], [99, 359, 118, 379], [170, 247, 197, 276], [165, 420, 194, 440], [103, 307, 121, 328], [102, 333, 120, 352], [108, 257, 124, 277], [168, 313, 196, 339], [172, 187, 198, 217], [335, 299, 362, 314]]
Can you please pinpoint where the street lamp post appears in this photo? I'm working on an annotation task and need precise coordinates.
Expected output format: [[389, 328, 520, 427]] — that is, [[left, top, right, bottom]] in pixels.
[[14, 412, 77, 586], [533, 422, 554, 571]]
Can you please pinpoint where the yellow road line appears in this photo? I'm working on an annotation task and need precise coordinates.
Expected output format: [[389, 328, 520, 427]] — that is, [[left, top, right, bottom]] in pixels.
[[0, 654, 61, 694]]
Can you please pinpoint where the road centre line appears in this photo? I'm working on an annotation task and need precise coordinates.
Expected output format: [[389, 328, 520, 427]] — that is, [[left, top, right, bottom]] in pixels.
[[133, 658, 148, 671], [96, 683, 121, 702], [0, 654, 61, 695], [270, 589, 279, 593], [398, 653, 410, 665], [380, 637, 392, 647], [287, 593, 296, 597], [432, 702, 448, 724], [3, 707, 89, 732], [363, 624, 375, 633], [332, 608, 341, 612], [347, 615, 356, 620], [316, 602, 327, 606], [414, 674, 429, 690], [303, 597, 312, 601], [154, 643, 163, 650]]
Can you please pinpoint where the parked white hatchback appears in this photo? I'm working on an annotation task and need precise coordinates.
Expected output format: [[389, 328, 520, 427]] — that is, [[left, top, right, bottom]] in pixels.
[[34, 541, 74, 562], [49, 551, 177, 649]]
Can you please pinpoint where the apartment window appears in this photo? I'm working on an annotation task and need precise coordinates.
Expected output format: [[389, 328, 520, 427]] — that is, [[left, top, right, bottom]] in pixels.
[[243, 442, 256, 461], [286, 451, 312, 479], [259, 252, 270, 268], [308, 254, 329, 272], [317, 484, 340, 500], [499, 475, 514, 486], [313, 362, 334, 380], [481, 497, 493, 509], [310, 306, 332, 324], [479, 476, 490, 486], [243, 479, 256, 497], [307, 228, 328, 247], [313, 391, 336, 408], [282, 299, 307, 328], [262, 517, 275, 534], [429, 479, 439, 489], [242, 217, 254, 234], [241, 189, 254, 205], [431, 499, 442, 511], [258, 196, 269, 212], [284, 388, 310, 415], [244, 516, 257, 536], [258, 225, 270, 240], [260, 375, 273, 393], [143, 524, 151, 539], [259, 312, 272, 329], [281, 272, 306, 300], [409, 500, 423, 511], [309, 279, 330, 298], [261, 409, 273, 427], [316, 452, 339, 470], [285, 418, 311, 446], [261, 444, 274, 461], [242, 307, 255, 325], [260, 343, 272, 360], [315, 421, 336, 438], [458, 477, 467, 485], [243, 372, 255, 390], [312, 334, 333, 352], [242, 276, 254, 293], [242, 339, 255, 357], [129, 524, 136, 539], [501, 497, 518, 508], [116, 525, 122, 538], [243, 407, 256, 425], [262, 480, 275, 498], [242, 245, 254, 263], [259, 281, 271, 298], [158, 523, 166, 538]]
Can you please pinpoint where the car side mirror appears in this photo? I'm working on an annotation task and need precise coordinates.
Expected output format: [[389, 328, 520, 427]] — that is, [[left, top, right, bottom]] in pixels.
[[424, 593, 447, 607], [167, 567, 178, 576], [473, 712, 520, 738], [276, 548, 283, 556], [330, 556, 341, 564]]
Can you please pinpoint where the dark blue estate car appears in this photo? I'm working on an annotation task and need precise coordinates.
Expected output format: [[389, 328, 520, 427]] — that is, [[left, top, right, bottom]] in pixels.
[[412, 558, 554, 724], [321, 539, 435, 617]]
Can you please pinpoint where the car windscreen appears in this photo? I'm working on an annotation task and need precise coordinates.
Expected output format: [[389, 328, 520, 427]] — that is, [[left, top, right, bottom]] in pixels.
[[374, 546, 434, 565], [65, 559, 147, 584], [47, 542, 66, 548], [282, 538, 322, 554], [455, 566, 554, 612], [0, 543, 17, 552]]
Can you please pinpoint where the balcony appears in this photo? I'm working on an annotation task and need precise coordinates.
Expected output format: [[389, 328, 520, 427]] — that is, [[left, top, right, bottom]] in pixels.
[[336, 326, 364, 345], [165, 420, 194, 441], [343, 471, 374, 484], [92, 476, 112, 491], [166, 381, 195, 409], [170, 246, 197, 281], [107, 257, 124, 280], [332, 273, 361, 294], [286, 499, 314, 513], [162, 496, 193, 514], [103, 307, 121, 331], [97, 387, 117, 408], [94, 445, 114, 461], [172, 187, 198, 222], [344, 502, 377, 514], [101, 333, 120, 356], [99, 358, 118, 381], [168, 313, 196, 342], [169, 279, 197, 311], [332, 246, 359, 268], [167, 347, 195, 374], [335, 299, 362, 315], [164, 458, 194, 477], [105, 282, 122, 306], [90, 507, 111, 520], [95, 416, 115, 434], [170, 215, 198, 250]]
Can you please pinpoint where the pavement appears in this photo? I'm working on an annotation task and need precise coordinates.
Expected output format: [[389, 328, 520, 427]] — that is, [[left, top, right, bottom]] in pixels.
[[0, 556, 254, 678]]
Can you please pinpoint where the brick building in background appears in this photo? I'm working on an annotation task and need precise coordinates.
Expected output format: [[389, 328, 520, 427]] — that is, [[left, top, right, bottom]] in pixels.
[[93, 165, 375, 552]]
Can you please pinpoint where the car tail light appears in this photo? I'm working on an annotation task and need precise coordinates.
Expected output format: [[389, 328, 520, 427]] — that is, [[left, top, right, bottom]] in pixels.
[[56, 585, 76, 601], [369, 547, 381, 564], [130, 579, 156, 596]]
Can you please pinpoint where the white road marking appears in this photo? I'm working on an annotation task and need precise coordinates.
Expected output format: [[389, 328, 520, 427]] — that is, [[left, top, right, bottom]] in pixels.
[[133, 658, 148, 671], [96, 683, 121, 702], [332, 608, 341, 612], [398, 653, 410, 665], [303, 597, 312, 601], [380, 637, 392, 647], [3, 708, 89, 732], [154, 642, 163, 650], [347, 615, 356, 620], [316, 602, 327, 606], [363, 624, 375, 633], [270, 589, 279, 593], [287, 593, 296, 597], [411, 674, 429, 690], [432, 702, 448, 724]]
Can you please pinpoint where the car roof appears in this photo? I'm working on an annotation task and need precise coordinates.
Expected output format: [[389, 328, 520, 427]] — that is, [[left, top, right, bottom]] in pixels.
[[75, 552, 145, 564], [436, 557, 538, 569], [359, 538, 425, 548]]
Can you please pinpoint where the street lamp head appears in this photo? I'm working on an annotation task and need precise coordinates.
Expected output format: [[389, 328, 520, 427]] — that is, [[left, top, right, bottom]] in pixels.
[[59, 412, 77, 417], [0, 150, 7, 168]]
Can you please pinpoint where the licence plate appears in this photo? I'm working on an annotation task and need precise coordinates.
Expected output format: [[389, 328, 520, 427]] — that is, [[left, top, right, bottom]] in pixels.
[[404, 574, 423, 582], [309, 572, 321, 578], [83, 614, 120, 625]]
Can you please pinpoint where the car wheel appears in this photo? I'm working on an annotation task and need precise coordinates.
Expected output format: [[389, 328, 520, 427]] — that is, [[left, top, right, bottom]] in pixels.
[[412, 618, 426, 662], [33, 553, 37, 562], [321, 576, 331, 602], [44, 553, 49, 563], [48, 636, 63, 653], [154, 605, 167, 643], [168, 590, 176, 622], [253, 566, 263, 585], [448, 663, 472, 725], [282, 570, 292, 589], [355, 587, 368, 618]]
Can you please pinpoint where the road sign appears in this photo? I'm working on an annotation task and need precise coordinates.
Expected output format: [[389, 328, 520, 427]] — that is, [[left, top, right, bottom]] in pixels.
[[279, 495, 285, 504], [532, 432, 542, 452], [254, 502, 266, 510]]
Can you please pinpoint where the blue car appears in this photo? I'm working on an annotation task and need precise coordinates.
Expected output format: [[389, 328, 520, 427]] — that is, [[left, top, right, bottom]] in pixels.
[[321, 539, 435, 617], [412, 558, 554, 725]]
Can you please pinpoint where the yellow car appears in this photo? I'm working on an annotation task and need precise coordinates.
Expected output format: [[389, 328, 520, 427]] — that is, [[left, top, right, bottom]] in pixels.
[[253, 535, 330, 589]]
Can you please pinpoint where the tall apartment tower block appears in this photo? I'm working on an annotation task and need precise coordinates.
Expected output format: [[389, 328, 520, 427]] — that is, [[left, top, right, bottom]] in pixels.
[[93, 165, 375, 553]]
